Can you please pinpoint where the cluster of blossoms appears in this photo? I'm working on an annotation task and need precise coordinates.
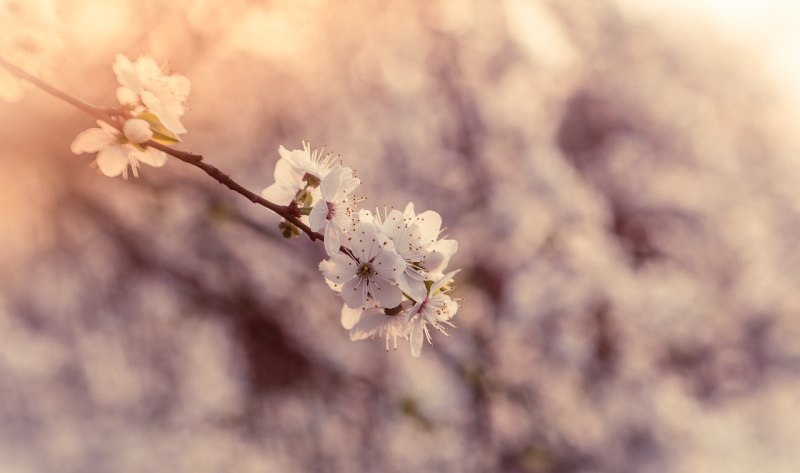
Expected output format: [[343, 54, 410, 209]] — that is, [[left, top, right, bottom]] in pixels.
[[5, 51, 463, 356], [262, 145, 460, 357], [71, 54, 190, 179]]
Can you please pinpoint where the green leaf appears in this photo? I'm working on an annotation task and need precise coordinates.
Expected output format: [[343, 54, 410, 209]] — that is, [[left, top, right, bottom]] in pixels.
[[136, 111, 181, 144]]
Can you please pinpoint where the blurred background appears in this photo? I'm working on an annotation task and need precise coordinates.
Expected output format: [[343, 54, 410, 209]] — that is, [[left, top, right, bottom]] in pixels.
[[2, 0, 800, 471]]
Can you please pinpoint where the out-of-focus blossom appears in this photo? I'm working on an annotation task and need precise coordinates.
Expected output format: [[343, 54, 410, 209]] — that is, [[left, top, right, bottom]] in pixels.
[[0, 0, 62, 102], [113, 54, 190, 136], [71, 120, 166, 179]]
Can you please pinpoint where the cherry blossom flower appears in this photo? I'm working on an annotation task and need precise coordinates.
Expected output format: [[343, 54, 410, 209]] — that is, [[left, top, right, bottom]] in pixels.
[[261, 156, 304, 205], [261, 141, 336, 206], [359, 208, 426, 296], [402, 203, 459, 280], [70, 119, 166, 179], [360, 205, 458, 295], [261, 142, 336, 206], [406, 270, 460, 357], [281, 141, 337, 186], [319, 222, 405, 310], [113, 54, 190, 136], [310, 165, 361, 256]]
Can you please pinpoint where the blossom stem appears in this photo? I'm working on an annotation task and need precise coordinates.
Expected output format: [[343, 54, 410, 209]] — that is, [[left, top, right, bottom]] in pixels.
[[0, 56, 116, 120], [0, 55, 324, 242]]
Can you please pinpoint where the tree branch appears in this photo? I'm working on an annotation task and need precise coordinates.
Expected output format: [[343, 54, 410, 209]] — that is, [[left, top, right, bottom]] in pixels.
[[0, 55, 324, 242]]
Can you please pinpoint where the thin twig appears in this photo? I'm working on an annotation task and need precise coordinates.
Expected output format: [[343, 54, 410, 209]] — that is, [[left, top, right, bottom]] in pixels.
[[0, 55, 323, 242]]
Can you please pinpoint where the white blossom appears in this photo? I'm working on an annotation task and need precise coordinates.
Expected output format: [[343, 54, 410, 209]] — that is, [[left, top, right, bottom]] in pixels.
[[360, 205, 458, 295], [261, 142, 336, 206], [319, 222, 405, 310], [113, 54, 190, 136], [71, 120, 166, 179], [281, 142, 337, 184], [402, 203, 459, 280], [310, 165, 361, 256], [406, 270, 460, 357], [261, 156, 304, 205]]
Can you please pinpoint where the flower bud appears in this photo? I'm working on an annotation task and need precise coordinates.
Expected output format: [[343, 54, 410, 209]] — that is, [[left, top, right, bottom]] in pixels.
[[302, 172, 321, 188], [279, 220, 301, 239], [123, 118, 153, 144]]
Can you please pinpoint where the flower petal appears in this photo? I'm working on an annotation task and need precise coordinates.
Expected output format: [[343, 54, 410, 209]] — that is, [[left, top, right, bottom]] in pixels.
[[168, 75, 191, 99], [424, 238, 458, 274], [341, 277, 368, 309], [274, 157, 300, 185], [442, 295, 459, 321], [116, 86, 138, 105], [278, 145, 293, 161], [337, 175, 361, 197], [400, 272, 427, 303], [154, 109, 187, 135], [369, 276, 403, 309], [349, 309, 384, 341], [372, 248, 403, 280], [380, 209, 407, 242], [409, 317, 424, 357], [95, 146, 130, 177], [309, 202, 328, 232], [320, 165, 344, 201], [430, 269, 460, 295], [319, 253, 357, 284], [324, 222, 342, 257], [136, 147, 167, 167], [402, 201, 416, 220], [113, 54, 140, 91], [348, 222, 379, 262], [341, 305, 362, 330], [71, 128, 114, 154], [261, 183, 296, 206], [415, 210, 443, 243]]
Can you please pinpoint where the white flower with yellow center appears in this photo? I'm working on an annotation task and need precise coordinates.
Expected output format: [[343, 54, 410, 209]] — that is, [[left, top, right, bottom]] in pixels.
[[319, 222, 405, 310], [70, 119, 166, 179]]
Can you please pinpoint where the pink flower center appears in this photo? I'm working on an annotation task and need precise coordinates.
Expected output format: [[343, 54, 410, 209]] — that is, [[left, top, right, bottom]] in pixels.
[[326, 201, 336, 220]]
